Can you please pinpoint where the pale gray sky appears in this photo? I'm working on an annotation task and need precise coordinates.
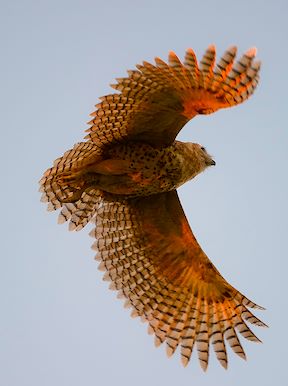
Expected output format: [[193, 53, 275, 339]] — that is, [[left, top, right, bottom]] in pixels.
[[1, 1, 287, 385]]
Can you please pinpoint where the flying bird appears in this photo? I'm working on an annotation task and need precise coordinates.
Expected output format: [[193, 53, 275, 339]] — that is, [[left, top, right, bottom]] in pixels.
[[39, 45, 266, 370]]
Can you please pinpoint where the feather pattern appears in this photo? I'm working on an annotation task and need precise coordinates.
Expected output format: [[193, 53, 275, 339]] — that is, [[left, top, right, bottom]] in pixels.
[[39, 142, 103, 227], [85, 46, 260, 147], [39, 45, 265, 370], [89, 191, 266, 370]]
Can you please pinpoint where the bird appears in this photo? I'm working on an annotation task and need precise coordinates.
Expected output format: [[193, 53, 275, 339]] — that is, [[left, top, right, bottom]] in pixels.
[[39, 45, 267, 371]]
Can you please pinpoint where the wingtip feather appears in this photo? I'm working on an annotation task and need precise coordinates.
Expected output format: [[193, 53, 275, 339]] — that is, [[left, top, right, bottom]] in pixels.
[[246, 47, 257, 57]]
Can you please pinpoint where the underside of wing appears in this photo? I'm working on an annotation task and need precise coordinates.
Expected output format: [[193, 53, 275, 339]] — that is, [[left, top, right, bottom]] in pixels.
[[91, 190, 266, 370], [85, 45, 260, 148]]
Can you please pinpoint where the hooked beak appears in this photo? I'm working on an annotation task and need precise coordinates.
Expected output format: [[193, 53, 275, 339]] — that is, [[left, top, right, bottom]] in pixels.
[[210, 159, 216, 166]]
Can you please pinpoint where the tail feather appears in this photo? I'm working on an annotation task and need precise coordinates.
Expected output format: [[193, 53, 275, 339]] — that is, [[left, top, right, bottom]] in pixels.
[[58, 190, 102, 231], [39, 142, 103, 229]]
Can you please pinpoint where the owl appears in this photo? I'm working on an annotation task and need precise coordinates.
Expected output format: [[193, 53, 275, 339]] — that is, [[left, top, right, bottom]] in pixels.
[[39, 45, 266, 370]]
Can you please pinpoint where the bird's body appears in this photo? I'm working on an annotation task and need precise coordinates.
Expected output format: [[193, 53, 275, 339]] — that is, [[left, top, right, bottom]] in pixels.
[[56, 141, 214, 199], [40, 45, 266, 370]]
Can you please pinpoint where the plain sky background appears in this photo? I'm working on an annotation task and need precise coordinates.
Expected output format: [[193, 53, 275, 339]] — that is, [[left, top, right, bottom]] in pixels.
[[1, 0, 287, 385]]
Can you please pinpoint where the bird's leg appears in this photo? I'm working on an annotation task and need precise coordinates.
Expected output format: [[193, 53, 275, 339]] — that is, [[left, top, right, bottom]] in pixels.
[[87, 159, 132, 175]]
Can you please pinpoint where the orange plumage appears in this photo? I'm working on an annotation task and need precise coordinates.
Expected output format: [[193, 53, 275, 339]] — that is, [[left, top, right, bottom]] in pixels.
[[39, 45, 265, 370]]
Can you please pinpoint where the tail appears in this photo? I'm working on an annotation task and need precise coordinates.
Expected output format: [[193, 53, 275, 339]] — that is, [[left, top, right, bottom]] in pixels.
[[39, 142, 103, 230]]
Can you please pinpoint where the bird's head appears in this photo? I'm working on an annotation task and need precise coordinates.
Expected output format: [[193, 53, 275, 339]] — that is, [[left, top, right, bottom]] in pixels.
[[197, 144, 216, 168], [187, 142, 215, 166], [175, 141, 216, 186]]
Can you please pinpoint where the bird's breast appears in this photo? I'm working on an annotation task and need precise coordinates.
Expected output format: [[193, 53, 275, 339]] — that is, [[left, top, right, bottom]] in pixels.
[[93, 141, 198, 197]]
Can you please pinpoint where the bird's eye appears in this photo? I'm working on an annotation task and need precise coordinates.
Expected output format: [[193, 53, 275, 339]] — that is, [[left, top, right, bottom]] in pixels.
[[201, 146, 206, 152]]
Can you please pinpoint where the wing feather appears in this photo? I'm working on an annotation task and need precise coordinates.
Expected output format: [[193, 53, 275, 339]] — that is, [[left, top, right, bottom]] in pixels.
[[210, 301, 228, 368], [180, 295, 200, 366], [90, 191, 266, 369], [39, 45, 264, 370], [85, 46, 260, 147], [196, 299, 210, 371], [199, 44, 216, 89]]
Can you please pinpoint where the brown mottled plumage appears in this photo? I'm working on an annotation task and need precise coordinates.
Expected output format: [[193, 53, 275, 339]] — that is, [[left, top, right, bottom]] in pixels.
[[39, 45, 266, 370]]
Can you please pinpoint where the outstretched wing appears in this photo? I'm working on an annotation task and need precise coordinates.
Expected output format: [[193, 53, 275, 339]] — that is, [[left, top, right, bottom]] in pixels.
[[90, 190, 266, 370], [85, 46, 260, 148]]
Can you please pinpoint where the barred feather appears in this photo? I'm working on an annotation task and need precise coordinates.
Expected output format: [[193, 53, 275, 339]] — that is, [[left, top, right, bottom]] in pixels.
[[85, 45, 260, 147], [89, 192, 266, 370], [39, 44, 264, 370], [199, 44, 216, 89], [39, 142, 103, 227]]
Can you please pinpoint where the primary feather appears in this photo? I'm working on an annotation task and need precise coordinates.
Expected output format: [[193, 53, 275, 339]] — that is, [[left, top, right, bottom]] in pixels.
[[39, 45, 265, 370]]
